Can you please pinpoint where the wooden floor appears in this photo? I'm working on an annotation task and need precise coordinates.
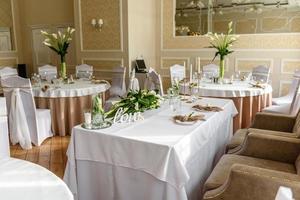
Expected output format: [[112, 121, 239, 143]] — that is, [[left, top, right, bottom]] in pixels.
[[10, 136, 70, 179]]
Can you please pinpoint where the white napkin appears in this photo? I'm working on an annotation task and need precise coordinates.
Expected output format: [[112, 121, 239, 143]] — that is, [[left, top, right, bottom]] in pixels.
[[275, 186, 294, 200]]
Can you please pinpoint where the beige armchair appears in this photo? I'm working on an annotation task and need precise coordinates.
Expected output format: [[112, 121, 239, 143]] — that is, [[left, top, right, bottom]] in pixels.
[[203, 132, 300, 200], [227, 111, 300, 151]]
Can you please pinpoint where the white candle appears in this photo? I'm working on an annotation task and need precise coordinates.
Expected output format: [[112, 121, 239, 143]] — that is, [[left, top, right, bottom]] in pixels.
[[84, 112, 92, 125], [197, 58, 201, 73], [190, 64, 193, 83]]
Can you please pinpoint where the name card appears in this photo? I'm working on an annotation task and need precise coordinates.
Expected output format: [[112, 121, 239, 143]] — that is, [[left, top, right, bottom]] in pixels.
[[113, 108, 144, 124]]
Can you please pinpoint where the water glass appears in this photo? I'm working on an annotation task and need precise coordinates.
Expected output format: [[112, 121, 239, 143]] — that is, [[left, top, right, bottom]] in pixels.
[[169, 96, 181, 113]]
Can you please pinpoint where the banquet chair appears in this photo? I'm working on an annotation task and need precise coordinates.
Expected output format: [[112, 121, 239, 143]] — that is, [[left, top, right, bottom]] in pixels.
[[170, 64, 186, 85], [1, 76, 52, 149], [252, 65, 271, 83], [202, 63, 219, 78], [272, 70, 300, 105], [38, 65, 57, 82], [227, 109, 300, 151], [104, 66, 126, 111], [203, 132, 300, 200], [0, 67, 18, 80], [145, 68, 164, 96], [76, 64, 93, 80], [262, 86, 300, 116], [128, 68, 139, 92]]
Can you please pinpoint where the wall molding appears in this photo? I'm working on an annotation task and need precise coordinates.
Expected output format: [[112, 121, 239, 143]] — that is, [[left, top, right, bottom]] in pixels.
[[160, 56, 190, 69], [279, 80, 292, 97], [78, 0, 123, 53], [234, 57, 274, 72], [280, 58, 300, 75], [81, 57, 124, 72], [0, 56, 18, 66]]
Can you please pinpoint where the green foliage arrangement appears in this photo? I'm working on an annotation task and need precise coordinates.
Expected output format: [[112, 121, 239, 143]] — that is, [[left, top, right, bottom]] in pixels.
[[106, 90, 163, 119]]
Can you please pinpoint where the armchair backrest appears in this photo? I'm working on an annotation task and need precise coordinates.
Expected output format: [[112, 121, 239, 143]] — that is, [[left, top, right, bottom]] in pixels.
[[293, 109, 300, 136]]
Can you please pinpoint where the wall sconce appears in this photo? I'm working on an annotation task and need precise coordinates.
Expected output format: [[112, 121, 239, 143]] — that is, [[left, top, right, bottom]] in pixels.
[[91, 18, 104, 31]]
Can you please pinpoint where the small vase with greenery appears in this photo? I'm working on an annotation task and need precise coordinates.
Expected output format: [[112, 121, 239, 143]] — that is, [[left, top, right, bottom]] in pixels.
[[41, 27, 75, 79], [92, 94, 105, 125], [206, 22, 239, 79]]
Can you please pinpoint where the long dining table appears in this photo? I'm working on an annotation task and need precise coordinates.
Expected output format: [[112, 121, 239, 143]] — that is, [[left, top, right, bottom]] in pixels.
[[32, 80, 110, 136], [64, 97, 238, 200], [181, 80, 272, 132]]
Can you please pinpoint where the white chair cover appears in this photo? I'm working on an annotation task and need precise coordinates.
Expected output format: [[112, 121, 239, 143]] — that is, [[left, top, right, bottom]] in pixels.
[[170, 64, 185, 85], [263, 83, 300, 116], [38, 65, 57, 81], [1, 76, 52, 148], [145, 68, 164, 96], [128, 69, 139, 92], [272, 70, 300, 105], [275, 186, 294, 200], [109, 66, 126, 97], [9, 88, 32, 149], [76, 64, 93, 79], [0, 98, 10, 158], [0, 67, 18, 79], [105, 66, 127, 111], [252, 65, 271, 83]]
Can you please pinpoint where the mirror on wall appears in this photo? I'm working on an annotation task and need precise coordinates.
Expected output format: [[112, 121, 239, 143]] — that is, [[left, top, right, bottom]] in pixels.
[[175, 0, 300, 36], [0, 0, 15, 51]]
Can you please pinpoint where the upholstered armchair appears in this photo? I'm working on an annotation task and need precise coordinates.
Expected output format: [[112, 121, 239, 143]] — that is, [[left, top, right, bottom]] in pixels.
[[203, 132, 300, 200], [227, 111, 300, 151]]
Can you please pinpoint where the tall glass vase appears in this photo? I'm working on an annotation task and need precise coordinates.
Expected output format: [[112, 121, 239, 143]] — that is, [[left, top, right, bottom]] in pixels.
[[219, 56, 225, 79], [60, 55, 67, 79]]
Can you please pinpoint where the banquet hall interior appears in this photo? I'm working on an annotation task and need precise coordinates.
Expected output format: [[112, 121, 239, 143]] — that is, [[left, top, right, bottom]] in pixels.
[[0, 0, 300, 199]]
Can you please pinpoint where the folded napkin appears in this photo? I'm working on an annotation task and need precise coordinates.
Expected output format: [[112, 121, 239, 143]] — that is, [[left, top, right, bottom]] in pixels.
[[192, 104, 223, 112], [173, 113, 205, 123], [41, 85, 50, 92], [92, 79, 109, 84], [249, 82, 266, 89]]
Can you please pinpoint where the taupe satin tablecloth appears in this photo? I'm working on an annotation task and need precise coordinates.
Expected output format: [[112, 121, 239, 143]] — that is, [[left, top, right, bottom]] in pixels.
[[33, 81, 110, 136], [35, 95, 92, 136], [227, 93, 272, 132]]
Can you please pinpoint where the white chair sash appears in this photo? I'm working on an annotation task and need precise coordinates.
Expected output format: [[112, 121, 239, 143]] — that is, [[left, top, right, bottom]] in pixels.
[[9, 88, 32, 149]]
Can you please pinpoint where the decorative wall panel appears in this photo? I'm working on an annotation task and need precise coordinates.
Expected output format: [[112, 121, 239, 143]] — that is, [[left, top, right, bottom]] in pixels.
[[235, 59, 273, 72], [281, 59, 300, 74], [80, 0, 121, 51], [0, 57, 17, 66], [161, 57, 189, 69]]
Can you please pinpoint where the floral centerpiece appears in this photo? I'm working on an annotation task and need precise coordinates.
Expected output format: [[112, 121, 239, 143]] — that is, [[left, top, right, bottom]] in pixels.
[[206, 22, 239, 79], [41, 27, 75, 79], [105, 90, 163, 119]]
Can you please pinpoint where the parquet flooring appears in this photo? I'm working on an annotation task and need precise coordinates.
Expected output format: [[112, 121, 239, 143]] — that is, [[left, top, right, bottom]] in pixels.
[[10, 136, 70, 179]]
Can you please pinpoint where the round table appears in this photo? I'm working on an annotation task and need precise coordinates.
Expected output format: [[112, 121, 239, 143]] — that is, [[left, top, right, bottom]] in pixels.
[[180, 81, 273, 132], [33, 80, 110, 136], [0, 158, 73, 200]]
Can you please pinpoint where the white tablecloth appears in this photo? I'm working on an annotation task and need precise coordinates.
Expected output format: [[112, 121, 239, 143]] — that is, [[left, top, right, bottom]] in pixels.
[[64, 98, 238, 200], [0, 97, 9, 158], [32, 80, 110, 98], [0, 158, 73, 200], [181, 81, 272, 97]]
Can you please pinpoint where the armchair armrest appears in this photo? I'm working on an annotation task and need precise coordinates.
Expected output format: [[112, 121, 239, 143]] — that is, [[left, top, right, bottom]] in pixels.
[[203, 164, 300, 200], [248, 128, 298, 138], [251, 112, 295, 132], [233, 132, 300, 163]]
